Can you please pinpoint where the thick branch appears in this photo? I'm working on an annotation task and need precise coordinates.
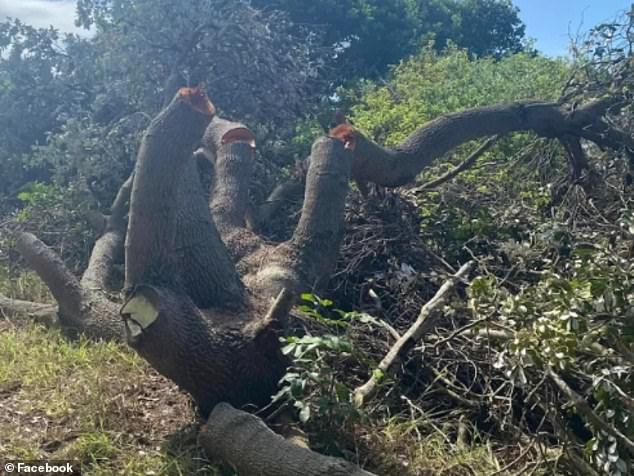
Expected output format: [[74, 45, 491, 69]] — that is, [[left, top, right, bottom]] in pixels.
[[15, 232, 83, 317], [290, 137, 352, 288], [199, 403, 377, 476], [248, 138, 352, 298], [202, 116, 256, 162], [560, 134, 590, 180], [125, 87, 214, 288], [176, 157, 244, 308], [203, 117, 263, 261], [331, 98, 621, 187], [121, 285, 287, 417], [81, 173, 133, 291], [354, 261, 474, 406], [210, 141, 255, 231]]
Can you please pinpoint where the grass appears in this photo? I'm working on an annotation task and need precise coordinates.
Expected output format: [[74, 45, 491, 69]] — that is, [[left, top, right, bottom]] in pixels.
[[0, 271, 511, 475], [0, 321, 220, 475]]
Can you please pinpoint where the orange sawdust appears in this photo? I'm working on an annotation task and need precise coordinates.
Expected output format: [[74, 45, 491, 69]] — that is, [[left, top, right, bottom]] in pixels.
[[329, 123, 357, 150], [178, 85, 216, 116]]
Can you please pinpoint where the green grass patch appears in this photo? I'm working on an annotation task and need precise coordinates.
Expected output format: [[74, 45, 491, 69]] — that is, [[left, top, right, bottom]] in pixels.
[[0, 323, 219, 475]]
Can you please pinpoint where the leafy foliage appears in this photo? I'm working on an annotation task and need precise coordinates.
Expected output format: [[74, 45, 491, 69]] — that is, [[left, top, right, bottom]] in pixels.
[[252, 0, 526, 80], [275, 294, 377, 431], [350, 46, 569, 145]]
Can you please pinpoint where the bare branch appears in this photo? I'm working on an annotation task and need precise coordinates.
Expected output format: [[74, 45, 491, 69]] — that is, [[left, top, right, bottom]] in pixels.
[[0, 293, 58, 325], [330, 97, 623, 187], [546, 367, 634, 455], [415, 135, 499, 192], [15, 232, 83, 317], [354, 261, 474, 406]]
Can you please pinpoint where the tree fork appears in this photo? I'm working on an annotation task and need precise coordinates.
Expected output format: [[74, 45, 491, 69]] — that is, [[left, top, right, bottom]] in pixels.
[[247, 137, 352, 298]]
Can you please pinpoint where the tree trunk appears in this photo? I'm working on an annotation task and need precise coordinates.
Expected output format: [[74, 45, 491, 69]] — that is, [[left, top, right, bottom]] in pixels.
[[4, 87, 629, 475]]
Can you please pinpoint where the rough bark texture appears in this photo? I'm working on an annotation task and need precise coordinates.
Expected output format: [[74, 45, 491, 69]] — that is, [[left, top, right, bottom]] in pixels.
[[122, 285, 288, 417], [210, 141, 264, 261], [246, 137, 352, 298], [14, 231, 122, 340], [176, 157, 244, 308], [330, 98, 621, 187], [121, 90, 288, 416], [81, 173, 133, 291], [0, 294, 57, 324], [199, 403, 377, 476], [125, 87, 215, 290]]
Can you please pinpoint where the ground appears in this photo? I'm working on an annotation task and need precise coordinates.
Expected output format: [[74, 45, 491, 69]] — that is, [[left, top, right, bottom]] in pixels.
[[0, 270, 510, 476], [0, 321, 220, 475], [0, 320, 513, 476]]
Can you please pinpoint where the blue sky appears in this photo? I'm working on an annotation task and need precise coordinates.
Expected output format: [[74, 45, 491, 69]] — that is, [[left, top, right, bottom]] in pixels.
[[514, 0, 633, 57], [0, 1, 632, 58]]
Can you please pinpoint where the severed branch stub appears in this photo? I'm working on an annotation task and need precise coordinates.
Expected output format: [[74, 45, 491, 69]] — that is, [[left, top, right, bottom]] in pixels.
[[353, 261, 474, 407]]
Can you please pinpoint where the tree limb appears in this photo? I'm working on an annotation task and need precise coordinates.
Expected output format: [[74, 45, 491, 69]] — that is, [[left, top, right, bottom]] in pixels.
[[0, 293, 58, 325], [354, 261, 474, 406], [330, 97, 622, 187], [125, 86, 214, 289], [289, 137, 353, 289], [15, 232, 83, 318], [81, 172, 133, 291], [415, 135, 499, 192], [199, 402, 377, 476], [176, 156, 245, 308]]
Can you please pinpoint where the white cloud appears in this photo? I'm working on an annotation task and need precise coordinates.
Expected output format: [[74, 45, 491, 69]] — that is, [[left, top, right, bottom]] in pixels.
[[0, 0, 87, 35]]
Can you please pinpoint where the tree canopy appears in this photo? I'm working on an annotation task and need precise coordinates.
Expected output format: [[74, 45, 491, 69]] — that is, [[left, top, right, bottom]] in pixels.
[[251, 0, 526, 79]]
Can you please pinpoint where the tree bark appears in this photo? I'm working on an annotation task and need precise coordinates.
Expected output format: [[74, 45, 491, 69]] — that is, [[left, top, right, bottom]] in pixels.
[[176, 157, 244, 308], [11, 87, 631, 475], [246, 137, 352, 298], [331, 97, 620, 187], [199, 403, 377, 476], [125, 86, 216, 290], [0, 294, 57, 325], [81, 172, 133, 291]]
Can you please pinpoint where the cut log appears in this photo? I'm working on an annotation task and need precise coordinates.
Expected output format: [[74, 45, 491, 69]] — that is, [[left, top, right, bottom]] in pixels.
[[199, 402, 378, 476]]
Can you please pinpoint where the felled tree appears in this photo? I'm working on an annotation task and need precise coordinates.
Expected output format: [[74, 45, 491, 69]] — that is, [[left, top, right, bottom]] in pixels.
[[2, 53, 634, 472]]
